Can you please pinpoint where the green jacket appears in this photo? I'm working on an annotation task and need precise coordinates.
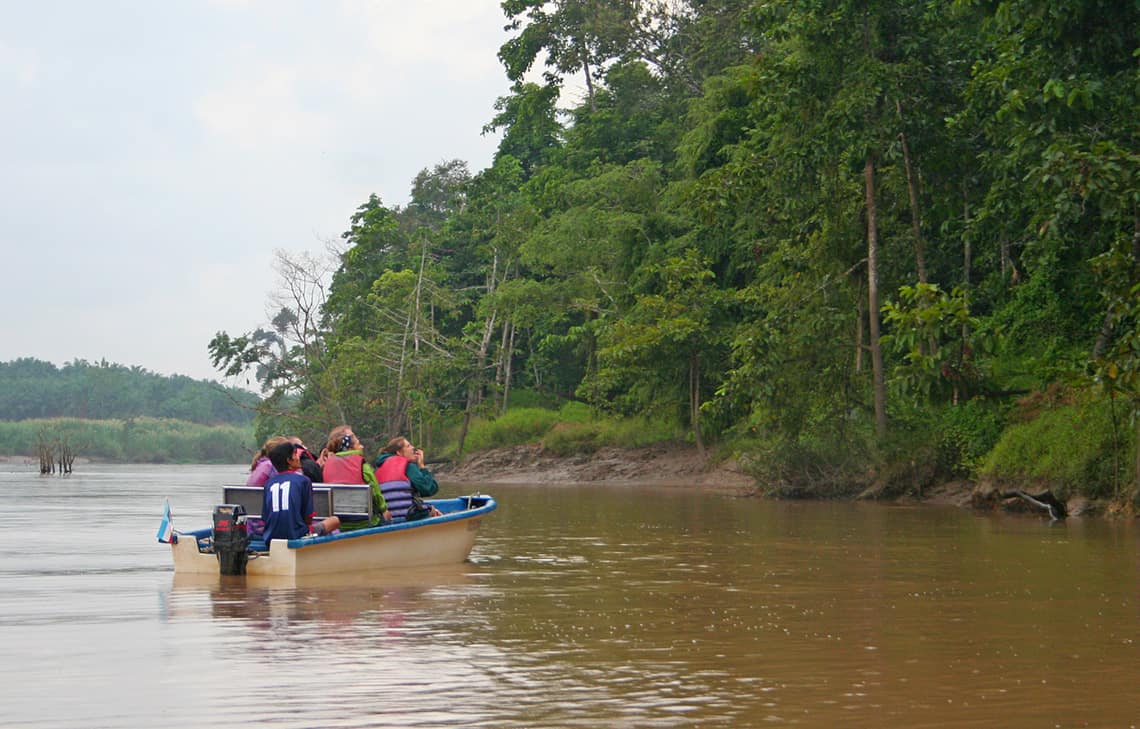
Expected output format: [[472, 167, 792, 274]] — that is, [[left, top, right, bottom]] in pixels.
[[374, 452, 439, 496]]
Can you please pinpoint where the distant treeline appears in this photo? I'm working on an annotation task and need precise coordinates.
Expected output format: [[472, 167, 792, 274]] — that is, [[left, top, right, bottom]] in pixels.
[[0, 417, 252, 464], [0, 358, 257, 425]]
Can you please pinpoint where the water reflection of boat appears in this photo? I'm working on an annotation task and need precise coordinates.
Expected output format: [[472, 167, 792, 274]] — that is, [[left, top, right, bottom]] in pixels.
[[168, 495, 496, 578], [167, 567, 482, 629], [171, 564, 478, 591]]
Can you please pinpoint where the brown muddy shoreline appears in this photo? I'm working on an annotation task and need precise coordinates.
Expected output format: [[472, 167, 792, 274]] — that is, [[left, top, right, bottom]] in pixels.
[[435, 444, 1110, 518], [435, 443, 756, 491]]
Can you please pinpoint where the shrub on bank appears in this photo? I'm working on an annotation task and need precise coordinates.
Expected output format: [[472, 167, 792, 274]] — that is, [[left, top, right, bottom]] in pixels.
[[932, 400, 1008, 479], [541, 415, 678, 456], [461, 408, 563, 452], [981, 388, 1135, 499], [727, 424, 877, 499], [725, 397, 1007, 499], [460, 402, 679, 456], [541, 422, 601, 455], [880, 399, 1010, 486]]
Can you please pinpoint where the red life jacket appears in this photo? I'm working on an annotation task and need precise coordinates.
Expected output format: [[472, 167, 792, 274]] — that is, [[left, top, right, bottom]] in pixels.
[[375, 455, 409, 483], [322, 452, 365, 484]]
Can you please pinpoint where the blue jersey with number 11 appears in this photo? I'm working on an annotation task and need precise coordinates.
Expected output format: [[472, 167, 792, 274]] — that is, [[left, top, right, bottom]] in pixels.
[[262, 471, 313, 542]]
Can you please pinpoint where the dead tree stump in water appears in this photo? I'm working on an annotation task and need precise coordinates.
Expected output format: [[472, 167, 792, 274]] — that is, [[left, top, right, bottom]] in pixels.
[[57, 438, 75, 474], [37, 428, 55, 474], [38, 443, 54, 474], [36, 429, 78, 475]]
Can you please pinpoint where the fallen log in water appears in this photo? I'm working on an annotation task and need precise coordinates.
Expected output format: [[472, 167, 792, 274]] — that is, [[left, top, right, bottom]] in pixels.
[[998, 490, 1067, 520]]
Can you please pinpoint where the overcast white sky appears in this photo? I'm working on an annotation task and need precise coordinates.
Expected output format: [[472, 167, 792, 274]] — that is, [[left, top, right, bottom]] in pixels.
[[0, 1, 514, 383]]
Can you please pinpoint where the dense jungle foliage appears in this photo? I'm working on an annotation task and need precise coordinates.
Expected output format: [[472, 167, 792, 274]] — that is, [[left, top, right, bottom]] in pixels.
[[210, 0, 1140, 503]]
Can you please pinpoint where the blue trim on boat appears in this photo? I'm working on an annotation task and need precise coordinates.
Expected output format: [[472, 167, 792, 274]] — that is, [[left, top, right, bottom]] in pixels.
[[179, 495, 496, 552], [285, 495, 496, 548]]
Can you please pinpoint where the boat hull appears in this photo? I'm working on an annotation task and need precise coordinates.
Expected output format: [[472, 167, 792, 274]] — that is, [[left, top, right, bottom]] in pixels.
[[170, 495, 495, 577]]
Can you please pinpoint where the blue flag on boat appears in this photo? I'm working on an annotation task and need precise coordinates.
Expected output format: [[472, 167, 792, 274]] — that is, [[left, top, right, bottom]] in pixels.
[[156, 499, 174, 543]]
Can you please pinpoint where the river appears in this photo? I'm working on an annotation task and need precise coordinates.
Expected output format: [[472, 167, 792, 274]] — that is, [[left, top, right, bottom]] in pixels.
[[0, 463, 1137, 728]]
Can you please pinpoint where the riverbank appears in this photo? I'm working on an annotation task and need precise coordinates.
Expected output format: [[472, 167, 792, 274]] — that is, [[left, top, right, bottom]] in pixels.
[[4, 447, 1108, 517], [436, 443, 756, 492], [435, 444, 1113, 518]]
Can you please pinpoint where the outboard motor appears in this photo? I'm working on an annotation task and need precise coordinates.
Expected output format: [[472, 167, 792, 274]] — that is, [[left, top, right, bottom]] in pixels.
[[213, 504, 249, 576]]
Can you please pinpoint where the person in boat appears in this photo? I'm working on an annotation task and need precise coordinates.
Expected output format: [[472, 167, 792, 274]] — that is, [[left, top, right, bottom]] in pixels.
[[374, 436, 442, 521], [287, 436, 323, 483], [261, 440, 340, 542], [246, 435, 289, 486], [321, 425, 391, 528]]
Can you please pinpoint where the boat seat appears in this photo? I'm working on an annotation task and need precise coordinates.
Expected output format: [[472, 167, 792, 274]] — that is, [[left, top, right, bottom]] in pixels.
[[325, 484, 372, 521], [222, 485, 333, 518], [220, 484, 372, 521]]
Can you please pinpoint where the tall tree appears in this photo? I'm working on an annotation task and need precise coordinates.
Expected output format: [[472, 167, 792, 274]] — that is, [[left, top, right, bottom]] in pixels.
[[500, 0, 638, 110], [592, 249, 729, 456], [484, 82, 564, 175]]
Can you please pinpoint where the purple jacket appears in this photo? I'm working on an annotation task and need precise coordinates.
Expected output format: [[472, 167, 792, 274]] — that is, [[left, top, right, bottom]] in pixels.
[[246, 456, 277, 486]]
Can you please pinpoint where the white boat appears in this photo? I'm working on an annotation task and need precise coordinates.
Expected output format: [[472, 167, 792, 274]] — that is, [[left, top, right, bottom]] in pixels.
[[168, 492, 496, 578]]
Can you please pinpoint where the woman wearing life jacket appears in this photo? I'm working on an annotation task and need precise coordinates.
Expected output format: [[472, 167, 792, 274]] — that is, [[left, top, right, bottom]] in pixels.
[[374, 436, 441, 521], [321, 425, 391, 528]]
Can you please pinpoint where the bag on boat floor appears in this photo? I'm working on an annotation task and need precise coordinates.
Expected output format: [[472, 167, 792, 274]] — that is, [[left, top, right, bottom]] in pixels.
[[405, 496, 432, 522], [213, 504, 249, 575]]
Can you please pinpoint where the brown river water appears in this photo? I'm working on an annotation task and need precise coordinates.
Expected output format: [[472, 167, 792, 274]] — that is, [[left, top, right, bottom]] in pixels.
[[0, 464, 1137, 728]]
